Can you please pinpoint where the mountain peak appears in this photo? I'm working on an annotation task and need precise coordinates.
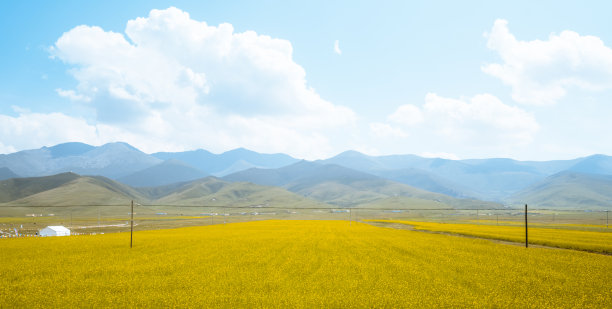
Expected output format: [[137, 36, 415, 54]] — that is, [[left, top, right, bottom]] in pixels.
[[99, 142, 140, 151], [334, 150, 367, 158], [47, 142, 95, 158], [223, 148, 257, 155], [568, 154, 612, 175]]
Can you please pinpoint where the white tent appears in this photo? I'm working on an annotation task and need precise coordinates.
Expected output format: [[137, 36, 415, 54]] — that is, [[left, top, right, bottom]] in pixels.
[[40, 226, 70, 237]]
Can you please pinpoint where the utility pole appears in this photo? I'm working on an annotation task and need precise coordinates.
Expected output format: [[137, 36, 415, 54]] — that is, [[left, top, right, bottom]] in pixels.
[[349, 209, 352, 225], [525, 204, 528, 248], [130, 200, 134, 248]]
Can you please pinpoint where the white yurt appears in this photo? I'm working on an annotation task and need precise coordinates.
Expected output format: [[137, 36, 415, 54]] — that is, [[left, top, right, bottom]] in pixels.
[[40, 226, 71, 237]]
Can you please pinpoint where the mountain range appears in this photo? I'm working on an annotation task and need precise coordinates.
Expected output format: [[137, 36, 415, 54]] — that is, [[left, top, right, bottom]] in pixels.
[[1, 142, 612, 209]]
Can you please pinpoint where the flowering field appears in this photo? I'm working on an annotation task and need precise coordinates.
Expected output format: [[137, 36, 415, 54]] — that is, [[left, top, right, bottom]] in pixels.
[[1, 220, 610, 307], [371, 220, 612, 254]]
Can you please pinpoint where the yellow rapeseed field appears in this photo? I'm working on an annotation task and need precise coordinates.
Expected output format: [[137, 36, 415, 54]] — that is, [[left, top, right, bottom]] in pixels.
[[1, 220, 610, 308], [372, 220, 612, 254]]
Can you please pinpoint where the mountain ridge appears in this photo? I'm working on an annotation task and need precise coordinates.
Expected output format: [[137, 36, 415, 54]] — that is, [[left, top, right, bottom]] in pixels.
[[1, 142, 612, 209]]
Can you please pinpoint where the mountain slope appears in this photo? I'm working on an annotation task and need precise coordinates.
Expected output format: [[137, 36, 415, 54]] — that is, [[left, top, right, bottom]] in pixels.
[[152, 148, 299, 176], [222, 160, 315, 186], [118, 159, 208, 187], [47, 142, 95, 158], [224, 161, 501, 208], [566, 154, 612, 175], [0, 173, 147, 205], [57, 142, 162, 178], [0, 142, 161, 178], [0, 173, 81, 203], [0, 167, 19, 181], [321, 151, 567, 200], [368, 168, 478, 199], [508, 172, 612, 209], [154, 177, 328, 208]]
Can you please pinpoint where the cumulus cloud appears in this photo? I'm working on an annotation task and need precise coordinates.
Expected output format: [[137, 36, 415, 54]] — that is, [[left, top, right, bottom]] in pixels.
[[372, 93, 539, 153], [423, 93, 538, 144], [334, 40, 342, 55], [55, 88, 91, 102], [0, 111, 101, 152], [369, 122, 408, 138], [44, 7, 356, 158], [483, 19, 612, 105], [388, 104, 424, 126], [0, 142, 17, 154]]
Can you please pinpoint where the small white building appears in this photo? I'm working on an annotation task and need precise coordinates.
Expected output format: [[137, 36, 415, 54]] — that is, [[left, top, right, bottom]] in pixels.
[[40, 226, 71, 237]]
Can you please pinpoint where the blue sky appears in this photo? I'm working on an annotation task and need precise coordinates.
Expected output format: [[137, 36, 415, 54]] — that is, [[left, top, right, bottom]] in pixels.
[[1, 1, 612, 160]]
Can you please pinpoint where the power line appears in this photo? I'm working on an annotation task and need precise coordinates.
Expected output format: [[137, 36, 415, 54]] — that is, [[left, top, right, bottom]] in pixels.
[[0, 203, 610, 212]]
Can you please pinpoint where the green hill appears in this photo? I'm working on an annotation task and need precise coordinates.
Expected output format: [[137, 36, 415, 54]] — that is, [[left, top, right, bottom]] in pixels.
[[0, 173, 81, 203], [507, 172, 612, 209], [0, 172, 327, 210], [2, 175, 147, 206]]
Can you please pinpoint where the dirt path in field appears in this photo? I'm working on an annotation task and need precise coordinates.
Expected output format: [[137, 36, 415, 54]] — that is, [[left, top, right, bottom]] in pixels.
[[364, 221, 611, 255]]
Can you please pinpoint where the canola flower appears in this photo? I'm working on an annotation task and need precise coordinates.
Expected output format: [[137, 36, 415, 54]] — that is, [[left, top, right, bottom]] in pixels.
[[1, 220, 610, 308], [372, 219, 612, 254]]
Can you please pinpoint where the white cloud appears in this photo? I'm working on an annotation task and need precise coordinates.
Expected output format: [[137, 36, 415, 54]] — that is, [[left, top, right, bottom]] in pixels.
[[55, 88, 90, 102], [483, 19, 612, 105], [334, 40, 342, 55], [388, 104, 423, 126], [422, 93, 539, 145], [369, 122, 408, 138], [372, 93, 539, 154], [0, 111, 102, 153], [0, 142, 16, 154], [43, 7, 356, 159]]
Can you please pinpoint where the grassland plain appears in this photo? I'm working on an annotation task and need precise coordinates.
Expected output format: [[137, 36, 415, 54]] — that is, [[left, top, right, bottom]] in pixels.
[[1, 220, 611, 308], [371, 220, 612, 254]]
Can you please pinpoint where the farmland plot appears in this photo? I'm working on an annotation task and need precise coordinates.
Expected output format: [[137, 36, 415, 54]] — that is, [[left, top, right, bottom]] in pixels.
[[1, 220, 610, 308]]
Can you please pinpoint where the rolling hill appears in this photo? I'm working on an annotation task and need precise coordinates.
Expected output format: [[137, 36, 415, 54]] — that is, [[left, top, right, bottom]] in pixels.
[[0, 173, 146, 206], [507, 172, 612, 209], [0, 172, 328, 210], [0, 173, 81, 203]]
